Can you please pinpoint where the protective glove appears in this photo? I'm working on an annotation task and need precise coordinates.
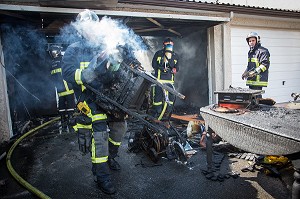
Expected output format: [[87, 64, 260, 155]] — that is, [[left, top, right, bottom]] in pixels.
[[241, 70, 248, 80], [242, 70, 257, 80], [248, 70, 257, 78]]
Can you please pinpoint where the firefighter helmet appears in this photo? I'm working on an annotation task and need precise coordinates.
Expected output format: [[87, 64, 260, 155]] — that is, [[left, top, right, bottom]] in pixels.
[[48, 44, 63, 59], [246, 32, 260, 43], [76, 9, 99, 22]]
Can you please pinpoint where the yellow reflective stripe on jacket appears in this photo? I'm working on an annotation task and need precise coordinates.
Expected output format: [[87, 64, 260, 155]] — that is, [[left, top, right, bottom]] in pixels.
[[108, 137, 121, 146], [58, 80, 74, 96], [248, 58, 259, 67], [58, 90, 74, 97], [77, 62, 90, 91], [91, 113, 107, 122], [246, 80, 268, 87], [75, 69, 83, 85], [63, 80, 70, 91], [80, 62, 89, 69], [73, 123, 92, 132], [157, 57, 162, 63], [92, 156, 108, 163], [51, 68, 62, 74], [152, 86, 162, 105], [259, 64, 267, 72], [157, 69, 174, 83], [158, 101, 168, 120]]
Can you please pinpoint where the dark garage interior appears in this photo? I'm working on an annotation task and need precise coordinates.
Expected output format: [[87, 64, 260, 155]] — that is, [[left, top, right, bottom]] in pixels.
[[0, 8, 216, 135]]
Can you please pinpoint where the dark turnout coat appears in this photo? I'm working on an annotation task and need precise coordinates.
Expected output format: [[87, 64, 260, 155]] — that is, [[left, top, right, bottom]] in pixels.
[[246, 43, 270, 87]]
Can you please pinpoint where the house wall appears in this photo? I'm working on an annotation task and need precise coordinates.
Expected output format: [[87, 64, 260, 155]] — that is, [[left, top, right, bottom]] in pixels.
[[207, 22, 232, 104], [207, 13, 300, 103], [0, 37, 13, 143], [205, 0, 300, 11], [228, 15, 300, 102]]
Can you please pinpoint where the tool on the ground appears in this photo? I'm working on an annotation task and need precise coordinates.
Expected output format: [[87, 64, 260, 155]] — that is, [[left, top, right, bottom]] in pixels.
[[291, 93, 300, 101], [241, 155, 291, 177]]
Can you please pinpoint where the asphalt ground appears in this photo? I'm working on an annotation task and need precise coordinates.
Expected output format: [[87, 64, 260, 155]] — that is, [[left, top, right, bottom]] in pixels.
[[0, 120, 294, 199]]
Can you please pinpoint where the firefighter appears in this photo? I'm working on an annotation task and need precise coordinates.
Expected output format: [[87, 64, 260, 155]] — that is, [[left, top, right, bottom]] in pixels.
[[49, 44, 76, 133], [61, 10, 127, 195], [242, 32, 270, 98], [151, 38, 179, 120]]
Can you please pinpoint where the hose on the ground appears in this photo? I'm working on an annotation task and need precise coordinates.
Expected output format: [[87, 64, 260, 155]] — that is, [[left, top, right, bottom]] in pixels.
[[6, 117, 60, 199]]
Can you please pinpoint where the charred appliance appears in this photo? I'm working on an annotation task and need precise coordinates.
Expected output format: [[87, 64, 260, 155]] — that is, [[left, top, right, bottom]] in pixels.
[[85, 60, 187, 163], [214, 87, 264, 110]]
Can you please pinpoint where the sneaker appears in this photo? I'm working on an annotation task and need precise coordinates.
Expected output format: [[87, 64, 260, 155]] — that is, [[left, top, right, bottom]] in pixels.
[[97, 179, 116, 195], [108, 158, 121, 171]]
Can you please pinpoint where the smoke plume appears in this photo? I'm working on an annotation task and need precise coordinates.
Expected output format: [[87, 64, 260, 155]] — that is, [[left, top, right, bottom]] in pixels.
[[56, 15, 147, 60]]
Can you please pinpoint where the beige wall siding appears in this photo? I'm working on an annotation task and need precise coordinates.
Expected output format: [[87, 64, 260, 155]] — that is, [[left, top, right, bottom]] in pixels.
[[203, 0, 300, 11]]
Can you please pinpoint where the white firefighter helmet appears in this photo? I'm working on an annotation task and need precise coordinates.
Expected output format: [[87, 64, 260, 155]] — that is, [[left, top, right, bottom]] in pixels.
[[76, 9, 99, 22], [246, 32, 260, 43]]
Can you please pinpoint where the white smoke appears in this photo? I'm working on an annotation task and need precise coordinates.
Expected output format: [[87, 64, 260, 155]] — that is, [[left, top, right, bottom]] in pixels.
[[70, 15, 146, 57]]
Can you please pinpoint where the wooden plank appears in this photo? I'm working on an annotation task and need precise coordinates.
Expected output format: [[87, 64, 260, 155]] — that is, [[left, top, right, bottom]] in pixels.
[[171, 114, 204, 123]]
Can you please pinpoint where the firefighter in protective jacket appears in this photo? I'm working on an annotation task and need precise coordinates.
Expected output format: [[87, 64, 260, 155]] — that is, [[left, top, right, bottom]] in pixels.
[[242, 32, 270, 95], [151, 38, 179, 120], [61, 10, 127, 195], [49, 44, 76, 132]]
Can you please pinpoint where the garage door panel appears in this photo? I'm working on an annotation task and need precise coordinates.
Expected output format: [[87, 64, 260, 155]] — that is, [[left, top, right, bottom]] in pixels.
[[270, 70, 300, 77], [271, 56, 300, 62], [268, 78, 300, 87], [269, 63, 300, 71], [268, 47, 300, 56], [264, 38, 300, 46], [231, 27, 300, 103], [264, 87, 299, 101]]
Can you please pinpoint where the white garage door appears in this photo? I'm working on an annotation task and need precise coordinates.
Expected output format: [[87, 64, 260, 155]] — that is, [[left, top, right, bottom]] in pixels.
[[231, 27, 300, 103]]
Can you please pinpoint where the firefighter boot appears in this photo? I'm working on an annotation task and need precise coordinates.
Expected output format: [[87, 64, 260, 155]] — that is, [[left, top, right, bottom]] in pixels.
[[93, 163, 116, 194]]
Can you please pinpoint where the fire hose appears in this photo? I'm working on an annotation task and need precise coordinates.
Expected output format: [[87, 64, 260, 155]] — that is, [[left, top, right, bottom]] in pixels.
[[6, 117, 60, 199]]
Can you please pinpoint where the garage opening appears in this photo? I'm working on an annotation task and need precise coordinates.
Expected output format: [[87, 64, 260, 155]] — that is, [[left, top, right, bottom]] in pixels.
[[0, 7, 227, 135]]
